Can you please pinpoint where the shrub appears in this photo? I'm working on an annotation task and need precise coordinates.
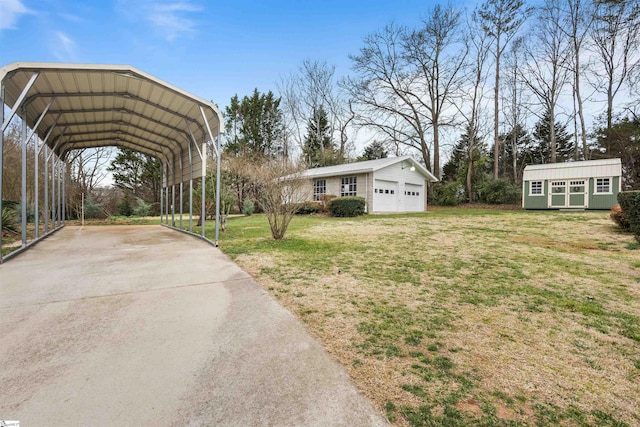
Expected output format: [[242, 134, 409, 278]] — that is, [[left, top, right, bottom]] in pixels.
[[84, 196, 103, 219], [319, 194, 337, 212], [133, 198, 151, 217], [328, 196, 365, 217], [610, 204, 630, 231], [296, 201, 322, 215], [477, 179, 521, 204], [618, 191, 640, 243], [2, 207, 18, 234], [242, 199, 255, 216], [117, 196, 133, 217], [432, 182, 466, 206]]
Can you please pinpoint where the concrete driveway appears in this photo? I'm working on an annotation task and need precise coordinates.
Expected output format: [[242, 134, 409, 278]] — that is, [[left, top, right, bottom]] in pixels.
[[0, 225, 387, 426]]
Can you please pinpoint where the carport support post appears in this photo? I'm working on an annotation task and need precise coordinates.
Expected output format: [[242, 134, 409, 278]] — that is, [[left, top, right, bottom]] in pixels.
[[0, 83, 4, 260], [215, 131, 221, 246], [57, 159, 61, 229], [51, 157, 56, 228], [34, 138, 39, 238], [44, 146, 48, 233], [21, 106, 28, 246], [62, 164, 66, 224], [188, 140, 193, 233], [159, 185, 163, 224]]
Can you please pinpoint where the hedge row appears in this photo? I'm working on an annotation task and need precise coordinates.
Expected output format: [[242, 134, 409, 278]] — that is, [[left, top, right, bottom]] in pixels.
[[328, 196, 365, 217], [617, 191, 640, 243]]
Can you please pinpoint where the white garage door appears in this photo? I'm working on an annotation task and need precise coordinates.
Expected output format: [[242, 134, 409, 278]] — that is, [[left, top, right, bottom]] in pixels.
[[404, 183, 424, 212], [373, 180, 399, 212]]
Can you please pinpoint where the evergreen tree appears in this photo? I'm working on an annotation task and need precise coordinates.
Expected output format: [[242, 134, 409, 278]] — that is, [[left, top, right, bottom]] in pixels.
[[500, 123, 533, 184], [531, 111, 574, 164], [223, 89, 284, 158], [593, 115, 640, 190], [107, 149, 161, 202], [443, 126, 490, 201], [359, 141, 388, 161], [302, 106, 337, 167]]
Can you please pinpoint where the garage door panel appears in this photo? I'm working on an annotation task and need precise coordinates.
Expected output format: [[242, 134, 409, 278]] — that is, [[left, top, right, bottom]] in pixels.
[[404, 183, 424, 212], [374, 180, 398, 212]]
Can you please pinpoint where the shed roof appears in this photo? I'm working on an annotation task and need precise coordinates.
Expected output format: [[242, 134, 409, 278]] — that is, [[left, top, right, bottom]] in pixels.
[[298, 156, 438, 182], [522, 158, 622, 181], [0, 62, 223, 184]]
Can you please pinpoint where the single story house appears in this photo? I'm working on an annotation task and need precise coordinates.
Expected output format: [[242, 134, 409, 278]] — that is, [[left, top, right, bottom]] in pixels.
[[522, 158, 622, 210], [297, 156, 438, 213]]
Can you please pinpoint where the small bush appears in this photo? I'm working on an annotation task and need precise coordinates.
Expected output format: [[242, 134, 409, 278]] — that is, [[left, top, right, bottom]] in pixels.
[[610, 204, 630, 231], [84, 196, 103, 219], [618, 191, 640, 243], [296, 201, 322, 215], [432, 182, 466, 206], [477, 179, 521, 204], [320, 194, 337, 212], [242, 199, 255, 216], [117, 196, 133, 217], [2, 207, 18, 234], [133, 198, 151, 217], [328, 196, 365, 217]]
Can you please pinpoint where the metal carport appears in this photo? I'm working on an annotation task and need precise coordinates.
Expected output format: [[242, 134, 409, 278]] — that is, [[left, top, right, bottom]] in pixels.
[[0, 62, 223, 262]]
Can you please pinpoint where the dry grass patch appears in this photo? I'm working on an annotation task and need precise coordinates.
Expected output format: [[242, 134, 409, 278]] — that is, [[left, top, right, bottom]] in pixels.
[[220, 209, 640, 426]]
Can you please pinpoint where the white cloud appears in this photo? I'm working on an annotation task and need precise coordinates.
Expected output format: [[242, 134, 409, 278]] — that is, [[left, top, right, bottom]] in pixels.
[[52, 31, 76, 62], [117, 0, 201, 41], [0, 0, 33, 30]]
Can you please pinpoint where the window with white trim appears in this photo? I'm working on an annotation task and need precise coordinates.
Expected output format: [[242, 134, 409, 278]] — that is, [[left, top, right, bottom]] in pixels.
[[530, 181, 543, 196], [551, 181, 566, 194], [341, 176, 357, 196], [569, 180, 585, 193], [595, 178, 611, 194], [313, 179, 326, 201]]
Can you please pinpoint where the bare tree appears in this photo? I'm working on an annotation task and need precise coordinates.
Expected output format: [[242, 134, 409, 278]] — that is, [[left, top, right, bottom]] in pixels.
[[279, 59, 355, 164], [520, 0, 572, 163], [344, 23, 434, 170], [590, 0, 640, 132], [561, 0, 596, 159], [403, 4, 468, 179], [254, 161, 307, 240], [503, 37, 530, 181], [456, 14, 492, 201], [477, 0, 532, 179]]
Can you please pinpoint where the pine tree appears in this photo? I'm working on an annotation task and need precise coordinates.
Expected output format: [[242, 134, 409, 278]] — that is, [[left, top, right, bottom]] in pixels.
[[359, 141, 388, 161], [531, 111, 574, 164], [500, 123, 532, 183], [302, 106, 336, 167]]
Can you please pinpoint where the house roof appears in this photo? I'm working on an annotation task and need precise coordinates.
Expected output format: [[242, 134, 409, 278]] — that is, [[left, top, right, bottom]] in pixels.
[[0, 62, 223, 185], [523, 158, 622, 181], [298, 156, 439, 181]]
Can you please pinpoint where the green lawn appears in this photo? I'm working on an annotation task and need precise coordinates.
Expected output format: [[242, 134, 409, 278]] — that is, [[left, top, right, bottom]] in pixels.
[[214, 208, 640, 427]]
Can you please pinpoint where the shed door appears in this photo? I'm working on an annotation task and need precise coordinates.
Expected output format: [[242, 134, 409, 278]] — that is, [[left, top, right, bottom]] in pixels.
[[549, 181, 567, 208], [374, 180, 399, 212], [404, 183, 424, 212], [568, 180, 588, 208]]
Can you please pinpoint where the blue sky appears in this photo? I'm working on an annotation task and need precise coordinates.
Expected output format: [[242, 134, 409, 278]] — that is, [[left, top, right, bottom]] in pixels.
[[0, 0, 472, 110]]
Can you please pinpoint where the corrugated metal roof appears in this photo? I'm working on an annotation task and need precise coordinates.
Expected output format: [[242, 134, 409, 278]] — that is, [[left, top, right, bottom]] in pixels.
[[523, 158, 622, 181], [0, 62, 223, 185], [297, 156, 439, 181]]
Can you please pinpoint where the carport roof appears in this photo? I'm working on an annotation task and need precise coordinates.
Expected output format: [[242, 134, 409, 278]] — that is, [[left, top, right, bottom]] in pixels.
[[0, 62, 223, 167]]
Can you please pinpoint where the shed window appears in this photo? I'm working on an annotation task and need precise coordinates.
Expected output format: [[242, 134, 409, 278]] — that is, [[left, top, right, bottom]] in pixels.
[[595, 178, 611, 194], [341, 176, 357, 196], [313, 179, 326, 201], [530, 181, 543, 196], [551, 181, 566, 194]]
